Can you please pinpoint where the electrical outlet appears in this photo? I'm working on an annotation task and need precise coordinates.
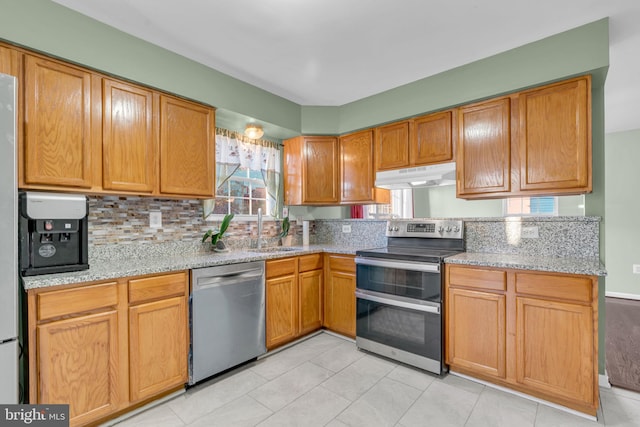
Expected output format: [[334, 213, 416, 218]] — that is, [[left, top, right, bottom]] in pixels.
[[633, 264, 640, 275], [149, 211, 162, 229], [342, 224, 352, 233], [282, 207, 289, 217], [521, 226, 539, 239]]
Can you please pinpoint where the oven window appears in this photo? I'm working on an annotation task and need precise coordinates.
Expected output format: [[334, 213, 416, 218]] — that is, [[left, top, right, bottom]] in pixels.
[[357, 263, 441, 301], [357, 298, 441, 362]]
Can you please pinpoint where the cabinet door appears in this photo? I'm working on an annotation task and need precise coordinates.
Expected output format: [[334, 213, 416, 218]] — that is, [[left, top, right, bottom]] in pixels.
[[129, 296, 188, 403], [159, 95, 215, 197], [519, 77, 591, 193], [340, 130, 375, 203], [303, 136, 339, 204], [457, 98, 511, 196], [324, 255, 356, 338], [102, 79, 155, 193], [446, 287, 506, 379], [266, 274, 298, 349], [299, 269, 323, 335], [23, 55, 93, 188], [411, 110, 453, 165], [37, 311, 123, 426], [375, 121, 410, 171], [516, 296, 595, 407]]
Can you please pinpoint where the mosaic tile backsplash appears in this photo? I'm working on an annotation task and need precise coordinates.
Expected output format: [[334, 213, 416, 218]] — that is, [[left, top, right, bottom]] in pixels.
[[88, 196, 296, 248]]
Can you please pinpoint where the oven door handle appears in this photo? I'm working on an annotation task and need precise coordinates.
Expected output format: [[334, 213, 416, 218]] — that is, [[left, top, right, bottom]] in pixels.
[[355, 289, 440, 314], [355, 257, 440, 273]]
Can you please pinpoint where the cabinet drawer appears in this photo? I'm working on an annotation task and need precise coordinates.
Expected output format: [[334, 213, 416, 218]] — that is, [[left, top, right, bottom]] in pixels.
[[37, 282, 118, 321], [448, 266, 506, 292], [515, 272, 593, 303], [129, 272, 187, 305], [327, 255, 356, 273], [266, 258, 297, 279], [299, 254, 323, 272]]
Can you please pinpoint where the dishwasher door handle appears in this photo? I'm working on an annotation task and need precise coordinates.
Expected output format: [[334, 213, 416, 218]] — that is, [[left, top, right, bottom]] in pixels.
[[195, 269, 264, 291]]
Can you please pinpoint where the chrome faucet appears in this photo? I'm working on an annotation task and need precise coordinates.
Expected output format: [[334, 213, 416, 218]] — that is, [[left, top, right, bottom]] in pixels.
[[257, 208, 263, 249]]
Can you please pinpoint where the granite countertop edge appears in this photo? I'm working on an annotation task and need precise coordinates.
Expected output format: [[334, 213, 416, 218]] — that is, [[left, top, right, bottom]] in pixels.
[[21, 244, 365, 290], [444, 253, 607, 277]]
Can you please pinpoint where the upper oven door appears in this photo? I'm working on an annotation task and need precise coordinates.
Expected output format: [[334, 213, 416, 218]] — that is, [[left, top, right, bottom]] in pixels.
[[355, 257, 442, 302]]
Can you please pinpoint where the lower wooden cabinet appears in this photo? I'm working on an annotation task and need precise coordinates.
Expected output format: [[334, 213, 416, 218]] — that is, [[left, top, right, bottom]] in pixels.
[[28, 271, 189, 427], [323, 254, 356, 338], [445, 264, 598, 416], [128, 273, 188, 403], [265, 254, 323, 350]]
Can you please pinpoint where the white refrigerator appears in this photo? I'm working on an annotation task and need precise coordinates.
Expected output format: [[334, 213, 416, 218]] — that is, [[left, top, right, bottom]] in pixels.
[[0, 72, 19, 403]]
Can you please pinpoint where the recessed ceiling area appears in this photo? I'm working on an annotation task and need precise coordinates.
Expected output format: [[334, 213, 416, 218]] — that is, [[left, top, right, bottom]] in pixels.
[[52, 0, 640, 133]]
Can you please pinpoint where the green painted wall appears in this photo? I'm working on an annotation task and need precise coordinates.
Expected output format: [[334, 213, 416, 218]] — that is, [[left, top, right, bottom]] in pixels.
[[605, 129, 640, 297]]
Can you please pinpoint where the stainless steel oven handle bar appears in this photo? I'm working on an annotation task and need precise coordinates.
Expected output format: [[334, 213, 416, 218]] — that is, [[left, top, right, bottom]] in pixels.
[[354, 257, 440, 273], [355, 289, 440, 314]]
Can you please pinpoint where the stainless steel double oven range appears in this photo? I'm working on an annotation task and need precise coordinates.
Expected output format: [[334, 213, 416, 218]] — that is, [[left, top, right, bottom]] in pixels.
[[355, 219, 464, 375]]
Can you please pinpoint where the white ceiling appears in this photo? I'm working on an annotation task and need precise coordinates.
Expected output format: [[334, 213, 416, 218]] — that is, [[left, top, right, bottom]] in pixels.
[[52, 0, 640, 133]]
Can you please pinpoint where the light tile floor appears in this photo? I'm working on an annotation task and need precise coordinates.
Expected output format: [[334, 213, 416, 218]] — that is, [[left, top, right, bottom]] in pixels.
[[111, 332, 640, 427]]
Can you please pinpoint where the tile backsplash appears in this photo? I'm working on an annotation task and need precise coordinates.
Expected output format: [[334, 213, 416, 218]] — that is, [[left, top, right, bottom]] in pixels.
[[88, 196, 291, 247]]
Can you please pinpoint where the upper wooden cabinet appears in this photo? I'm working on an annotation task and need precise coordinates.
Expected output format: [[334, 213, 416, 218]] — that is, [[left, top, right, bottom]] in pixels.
[[159, 95, 215, 197], [102, 79, 156, 193], [375, 121, 410, 171], [284, 136, 339, 205], [23, 55, 94, 188], [457, 97, 512, 197], [339, 129, 389, 204], [518, 77, 591, 193], [411, 110, 454, 166], [457, 76, 592, 199], [10, 43, 216, 199]]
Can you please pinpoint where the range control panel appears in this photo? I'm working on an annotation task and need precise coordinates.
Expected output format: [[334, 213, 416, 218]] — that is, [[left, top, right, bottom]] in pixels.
[[386, 219, 464, 239]]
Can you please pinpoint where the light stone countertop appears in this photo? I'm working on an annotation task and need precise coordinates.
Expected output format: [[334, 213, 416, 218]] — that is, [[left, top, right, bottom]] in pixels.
[[445, 252, 607, 276], [21, 244, 369, 290]]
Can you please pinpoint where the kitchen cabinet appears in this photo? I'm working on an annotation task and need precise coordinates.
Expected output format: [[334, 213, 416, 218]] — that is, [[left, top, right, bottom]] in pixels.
[[9, 42, 216, 198], [28, 271, 189, 427], [284, 136, 339, 205], [0, 44, 20, 76], [23, 54, 95, 189], [339, 129, 389, 204], [456, 75, 591, 199], [159, 95, 215, 197], [323, 254, 356, 338], [518, 77, 591, 193], [102, 78, 156, 193], [411, 110, 454, 166], [265, 254, 324, 349], [375, 121, 410, 171], [446, 267, 507, 379], [28, 282, 128, 427], [456, 97, 512, 196], [445, 264, 598, 416], [128, 272, 188, 403]]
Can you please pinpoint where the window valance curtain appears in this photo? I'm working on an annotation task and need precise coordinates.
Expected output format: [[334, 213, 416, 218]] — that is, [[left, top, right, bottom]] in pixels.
[[203, 128, 282, 217]]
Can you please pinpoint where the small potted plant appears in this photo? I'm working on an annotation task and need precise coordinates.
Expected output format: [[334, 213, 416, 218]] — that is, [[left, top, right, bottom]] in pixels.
[[202, 213, 234, 252], [279, 216, 292, 246]]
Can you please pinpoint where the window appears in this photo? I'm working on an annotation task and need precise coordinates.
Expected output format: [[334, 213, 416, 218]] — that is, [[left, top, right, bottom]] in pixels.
[[362, 189, 413, 219], [504, 196, 558, 216], [212, 167, 273, 216], [203, 129, 282, 219]]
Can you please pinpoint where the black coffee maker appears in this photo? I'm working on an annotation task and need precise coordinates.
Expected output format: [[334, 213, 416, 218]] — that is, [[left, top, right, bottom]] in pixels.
[[19, 192, 89, 276]]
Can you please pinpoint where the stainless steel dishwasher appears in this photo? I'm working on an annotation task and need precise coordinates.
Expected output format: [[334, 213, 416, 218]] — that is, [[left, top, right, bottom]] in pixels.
[[189, 261, 266, 385]]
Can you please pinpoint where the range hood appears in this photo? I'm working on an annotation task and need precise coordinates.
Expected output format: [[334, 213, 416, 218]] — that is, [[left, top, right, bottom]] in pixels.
[[375, 161, 456, 190]]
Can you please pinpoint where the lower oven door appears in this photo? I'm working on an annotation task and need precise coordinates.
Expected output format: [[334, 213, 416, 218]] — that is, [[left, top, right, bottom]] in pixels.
[[355, 289, 444, 375]]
